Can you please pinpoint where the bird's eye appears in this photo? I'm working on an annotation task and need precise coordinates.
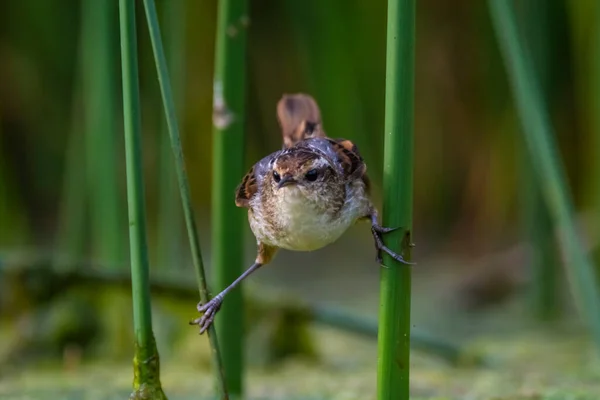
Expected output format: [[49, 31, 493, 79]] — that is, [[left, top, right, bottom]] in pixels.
[[273, 171, 281, 183], [305, 169, 319, 181]]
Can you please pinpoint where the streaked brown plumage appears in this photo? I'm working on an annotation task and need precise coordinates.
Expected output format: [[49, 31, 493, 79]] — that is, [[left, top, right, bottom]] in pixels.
[[191, 93, 413, 333]]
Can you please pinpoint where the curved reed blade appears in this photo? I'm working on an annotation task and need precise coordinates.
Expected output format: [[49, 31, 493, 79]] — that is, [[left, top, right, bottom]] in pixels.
[[142, 0, 229, 398], [157, 0, 185, 271], [489, 0, 600, 351]]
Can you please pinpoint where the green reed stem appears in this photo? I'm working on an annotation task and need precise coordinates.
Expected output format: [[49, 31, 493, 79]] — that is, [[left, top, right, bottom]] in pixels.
[[118, 0, 167, 398], [519, 0, 559, 320], [211, 0, 249, 396], [489, 0, 600, 350], [141, 0, 229, 398], [57, 99, 86, 264], [157, 0, 185, 271], [56, 26, 86, 265], [82, 0, 122, 265], [377, 0, 415, 399]]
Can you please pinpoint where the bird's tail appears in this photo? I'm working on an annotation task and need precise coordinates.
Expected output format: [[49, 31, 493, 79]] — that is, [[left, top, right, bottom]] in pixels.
[[276, 93, 326, 149]]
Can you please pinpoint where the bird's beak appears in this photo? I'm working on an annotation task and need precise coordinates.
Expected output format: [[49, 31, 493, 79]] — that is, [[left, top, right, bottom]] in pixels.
[[277, 175, 296, 189]]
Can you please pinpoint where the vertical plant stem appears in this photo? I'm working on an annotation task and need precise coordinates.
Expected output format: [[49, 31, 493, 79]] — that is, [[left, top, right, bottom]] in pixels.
[[56, 29, 86, 265], [212, 0, 248, 396], [157, 0, 185, 271], [56, 102, 86, 264], [82, 0, 123, 265], [489, 0, 600, 350], [118, 0, 167, 398], [519, 0, 559, 319], [377, 1, 415, 399], [141, 1, 229, 398]]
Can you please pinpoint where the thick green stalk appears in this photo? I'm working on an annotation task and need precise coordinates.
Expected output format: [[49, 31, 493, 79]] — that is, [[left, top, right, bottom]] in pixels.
[[377, 1, 415, 399], [82, 0, 122, 265], [157, 0, 185, 271], [56, 28, 86, 265], [56, 104, 86, 264], [489, 0, 600, 349], [211, 0, 248, 397], [519, 0, 559, 320], [141, 1, 229, 398], [118, 0, 167, 398]]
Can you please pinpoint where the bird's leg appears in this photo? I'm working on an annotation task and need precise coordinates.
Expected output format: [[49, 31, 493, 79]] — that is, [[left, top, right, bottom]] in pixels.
[[190, 261, 262, 334], [190, 242, 277, 334], [369, 210, 415, 266]]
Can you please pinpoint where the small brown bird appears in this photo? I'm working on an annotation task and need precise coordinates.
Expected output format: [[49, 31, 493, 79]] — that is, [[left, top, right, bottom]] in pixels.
[[192, 93, 413, 333]]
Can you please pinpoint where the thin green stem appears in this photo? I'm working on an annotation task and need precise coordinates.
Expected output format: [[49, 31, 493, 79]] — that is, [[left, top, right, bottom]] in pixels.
[[489, 0, 600, 350], [211, 0, 249, 396], [157, 0, 185, 271], [141, 0, 229, 398], [82, 0, 122, 265], [377, 1, 415, 399], [120, 0, 152, 351], [118, 0, 167, 398]]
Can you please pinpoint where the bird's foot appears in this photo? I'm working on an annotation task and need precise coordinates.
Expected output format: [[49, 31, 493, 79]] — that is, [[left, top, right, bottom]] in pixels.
[[189, 295, 223, 334], [371, 224, 416, 266]]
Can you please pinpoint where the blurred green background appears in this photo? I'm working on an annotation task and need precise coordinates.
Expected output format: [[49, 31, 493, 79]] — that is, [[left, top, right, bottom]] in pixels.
[[1, 0, 598, 254], [1, 0, 600, 399]]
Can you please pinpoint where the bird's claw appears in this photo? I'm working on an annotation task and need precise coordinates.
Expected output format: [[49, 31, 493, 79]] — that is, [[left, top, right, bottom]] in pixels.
[[371, 225, 416, 266], [372, 224, 399, 234], [189, 296, 223, 334]]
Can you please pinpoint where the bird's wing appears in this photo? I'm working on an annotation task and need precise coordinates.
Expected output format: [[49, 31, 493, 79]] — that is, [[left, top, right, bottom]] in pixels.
[[235, 152, 277, 208]]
